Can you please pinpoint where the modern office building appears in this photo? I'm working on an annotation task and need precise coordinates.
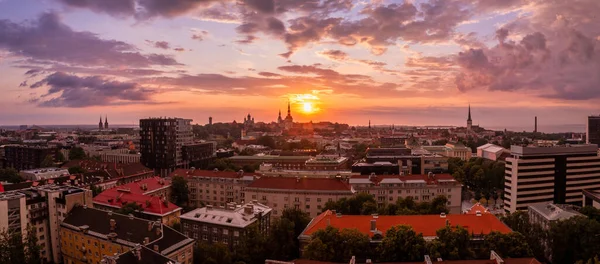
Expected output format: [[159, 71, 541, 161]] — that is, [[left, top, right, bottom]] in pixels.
[[244, 177, 355, 217], [139, 117, 193, 176], [349, 173, 462, 214], [182, 141, 216, 167], [587, 115, 600, 145], [180, 201, 271, 250], [60, 206, 194, 264], [582, 189, 600, 209], [3, 145, 58, 171], [504, 144, 600, 212]]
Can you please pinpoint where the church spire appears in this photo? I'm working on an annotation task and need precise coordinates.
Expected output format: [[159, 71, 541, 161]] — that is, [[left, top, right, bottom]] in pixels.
[[104, 115, 108, 129], [287, 100, 291, 117], [467, 104, 472, 122], [99, 115, 103, 130]]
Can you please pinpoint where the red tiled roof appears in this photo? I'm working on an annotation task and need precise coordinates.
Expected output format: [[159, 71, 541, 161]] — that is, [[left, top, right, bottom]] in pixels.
[[351, 173, 457, 185], [301, 210, 511, 238], [114, 176, 171, 195], [465, 203, 490, 215], [247, 177, 353, 191], [93, 188, 180, 216], [290, 258, 540, 264], [170, 169, 258, 179]]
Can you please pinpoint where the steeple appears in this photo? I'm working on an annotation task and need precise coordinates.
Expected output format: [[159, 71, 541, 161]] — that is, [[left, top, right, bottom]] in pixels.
[[287, 100, 291, 117], [467, 104, 473, 131], [99, 116, 103, 130], [467, 104, 472, 122], [368, 120, 371, 129], [104, 115, 109, 129]]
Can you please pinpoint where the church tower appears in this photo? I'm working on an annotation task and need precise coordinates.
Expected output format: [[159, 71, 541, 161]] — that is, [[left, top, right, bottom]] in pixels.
[[104, 115, 109, 129], [99, 116, 103, 130], [467, 104, 472, 131], [284, 100, 294, 129], [277, 109, 283, 124]]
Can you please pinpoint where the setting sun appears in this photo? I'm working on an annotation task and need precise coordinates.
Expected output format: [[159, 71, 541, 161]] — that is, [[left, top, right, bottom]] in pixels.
[[303, 102, 314, 113]]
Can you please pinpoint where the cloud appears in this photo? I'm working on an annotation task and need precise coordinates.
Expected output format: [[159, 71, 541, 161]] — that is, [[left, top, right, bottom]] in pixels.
[[29, 72, 154, 107], [317, 49, 393, 73], [454, 0, 600, 100], [57, 0, 220, 18], [258, 72, 281, 77], [0, 12, 181, 67], [317, 49, 348, 61], [56, 0, 136, 17], [146, 40, 170, 49]]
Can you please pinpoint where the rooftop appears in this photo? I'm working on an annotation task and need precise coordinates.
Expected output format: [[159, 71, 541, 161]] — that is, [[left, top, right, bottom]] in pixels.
[[477, 144, 506, 154], [300, 210, 511, 239], [20, 167, 69, 174], [510, 144, 598, 156], [62, 206, 193, 255], [528, 202, 583, 221], [583, 189, 600, 204], [113, 177, 171, 195], [228, 155, 312, 161], [350, 173, 458, 186], [287, 257, 540, 264], [170, 168, 257, 179], [180, 201, 272, 228], [111, 245, 176, 264], [93, 188, 180, 216], [247, 177, 354, 192], [464, 203, 490, 215]]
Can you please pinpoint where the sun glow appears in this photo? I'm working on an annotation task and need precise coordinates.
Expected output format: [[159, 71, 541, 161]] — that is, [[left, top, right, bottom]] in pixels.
[[303, 102, 314, 113]]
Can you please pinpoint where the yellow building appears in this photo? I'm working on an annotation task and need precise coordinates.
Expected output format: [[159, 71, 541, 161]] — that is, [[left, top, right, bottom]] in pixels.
[[60, 206, 194, 264]]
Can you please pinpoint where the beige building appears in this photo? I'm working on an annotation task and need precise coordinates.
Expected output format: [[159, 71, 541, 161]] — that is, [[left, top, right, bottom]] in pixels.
[[504, 144, 600, 212], [422, 142, 472, 161], [170, 169, 257, 208], [349, 173, 462, 214], [244, 177, 355, 217]]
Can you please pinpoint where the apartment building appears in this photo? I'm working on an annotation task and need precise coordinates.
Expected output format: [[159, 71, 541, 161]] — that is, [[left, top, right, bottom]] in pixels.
[[244, 177, 355, 217], [169, 169, 257, 208], [304, 156, 349, 170], [0, 185, 93, 263], [528, 202, 583, 230], [20, 167, 70, 181], [422, 142, 472, 161], [587, 115, 600, 145], [93, 177, 180, 225], [180, 201, 271, 250], [227, 155, 311, 170], [3, 145, 58, 170], [60, 206, 194, 264], [139, 117, 193, 176], [349, 173, 462, 214], [352, 147, 449, 175], [583, 189, 600, 209], [504, 144, 600, 212]]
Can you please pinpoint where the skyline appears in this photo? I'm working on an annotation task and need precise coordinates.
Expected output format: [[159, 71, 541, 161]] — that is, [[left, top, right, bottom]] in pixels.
[[1, 0, 599, 128]]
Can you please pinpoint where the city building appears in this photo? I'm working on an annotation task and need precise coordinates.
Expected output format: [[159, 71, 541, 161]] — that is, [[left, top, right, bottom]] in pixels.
[[379, 136, 407, 147], [92, 177, 180, 224], [583, 189, 600, 209], [101, 243, 178, 264], [20, 167, 70, 181], [587, 115, 600, 145], [298, 210, 511, 252], [304, 156, 349, 170], [244, 177, 355, 217], [60, 206, 194, 264], [0, 185, 93, 263], [100, 149, 141, 164], [268, 252, 540, 264], [464, 202, 491, 215], [227, 155, 311, 170], [476, 143, 510, 161], [169, 169, 257, 208], [528, 202, 583, 230], [283, 101, 294, 130], [180, 201, 271, 250], [243, 113, 255, 127], [422, 142, 472, 161], [352, 148, 449, 175], [504, 144, 600, 212], [139, 117, 193, 176], [257, 164, 358, 178], [182, 141, 216, 167], [3, 145, 58, 171], [60, 160, 154, 190], [349, 173, 462, 213]]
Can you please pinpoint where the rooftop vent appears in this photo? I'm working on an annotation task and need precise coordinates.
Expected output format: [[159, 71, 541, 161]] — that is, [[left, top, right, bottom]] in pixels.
[[440, 213, 447, 218]]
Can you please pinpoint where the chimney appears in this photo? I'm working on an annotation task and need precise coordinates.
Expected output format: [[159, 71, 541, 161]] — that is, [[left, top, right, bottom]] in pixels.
[[370, 220, 376, 231], [534, 116, 538, 133], [440, 213, 446, 218], [148, 221, 153, 232], [155, 227, 162, 236], [153, 244, 159, 252], [144, 237, 150, 245], [109, 219, 116, 231], [244, 204, 254, 215]]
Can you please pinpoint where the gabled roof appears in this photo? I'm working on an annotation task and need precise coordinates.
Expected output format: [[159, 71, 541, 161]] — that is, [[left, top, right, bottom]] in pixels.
[[464, 203, 490, 215], [301, 210, 511, 239], [113, 177, 171, 195], [247, 177, 353, 192]]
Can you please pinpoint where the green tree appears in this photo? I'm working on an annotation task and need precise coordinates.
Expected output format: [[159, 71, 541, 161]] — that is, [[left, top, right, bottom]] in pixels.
[[55, 151, 65, 162], [429, 196, 449, 214], [501, 211, 547, 261], [40, 154, 55, 167], [170, 176, 189, 207], [256, 136, 276, 149], [116, 202, 143, 215], [68, 147, 87, 160], [194, 242, 232, 264], [548, 216, 600, 264], [68, 166, 87, 174], [0, 230, 26, 264], [481, 231, 532, 258], [580, 206, 600, 222], [303, 226, 370, 263], [89, 184, 102, 197], [234, 226, 269, 264], [0, 168, 23, 183], [378, 225, 426, 262], [25, 225, 42, 264], [428, 226, 473, 260], [268, 208, 311, 260]]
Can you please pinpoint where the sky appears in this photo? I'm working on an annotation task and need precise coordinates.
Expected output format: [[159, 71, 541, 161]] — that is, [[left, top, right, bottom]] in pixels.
[[0, 0, 599, 131]]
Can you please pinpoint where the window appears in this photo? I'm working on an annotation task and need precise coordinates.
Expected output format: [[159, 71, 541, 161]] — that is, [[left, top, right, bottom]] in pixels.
[[305, 198, 310, 202], [212, 237, 218, 242], [202, 235, 208, 241], [317, 205, 321, 210], [223, 229, 228, 235], [389, 190, 393, 194], [213, 228, 218, 233], [284, 197, 289, 201], [317, 198, 321, 203], [193, 224, 198, 230], [294, 197, 300, 202], [203, 226, 208, 232], [223, 238, 228, 244], [252, 195, 257, 199], [193, 233, 198, 239], [262, 196, 267, 200], [397, 190, 402, 194], [234, 231, 239, 237], [184, 223, 189, 228], [406, 190, 411, 194], [305, 205, 310, 209], [448, 195, 451, 199]]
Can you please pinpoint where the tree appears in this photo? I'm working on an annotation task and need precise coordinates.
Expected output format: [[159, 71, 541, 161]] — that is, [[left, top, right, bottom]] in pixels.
[[0, 230, 26, 264], [25, 225, 42, 264], [303, 226, 370, 263], [194, 242, 232, 264], [0, 168, 23, 183], [378, 225, 426, 262], [170, 176, 189, 207], [116, 202, 143, 215], [580, 206, 600, 223], [268, 208, 311, 260], [68, 147, 86, 160], [428, 226, 474, 260], [55, 151, 65, 162], [68, 166, 87, 174], [257, 136, 276, 149], [89, 184, 102, 197], [548, 216, 600, 264], [481, 231, 532, 258], [501, 211, 547, 261], [40, 154, 55, 167], [234, 226, 269, 264]]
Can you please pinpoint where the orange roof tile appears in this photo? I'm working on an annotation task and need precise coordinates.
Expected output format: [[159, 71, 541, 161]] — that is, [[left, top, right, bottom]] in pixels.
[[93, 188, 180, 216], [247, 177, 353, 192], [301, 210, 511, 238], [114, 176, 171, 195]]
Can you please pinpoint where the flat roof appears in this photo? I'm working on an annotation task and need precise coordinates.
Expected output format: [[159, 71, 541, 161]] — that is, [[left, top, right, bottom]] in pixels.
[[510, 144, 598, 156]]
